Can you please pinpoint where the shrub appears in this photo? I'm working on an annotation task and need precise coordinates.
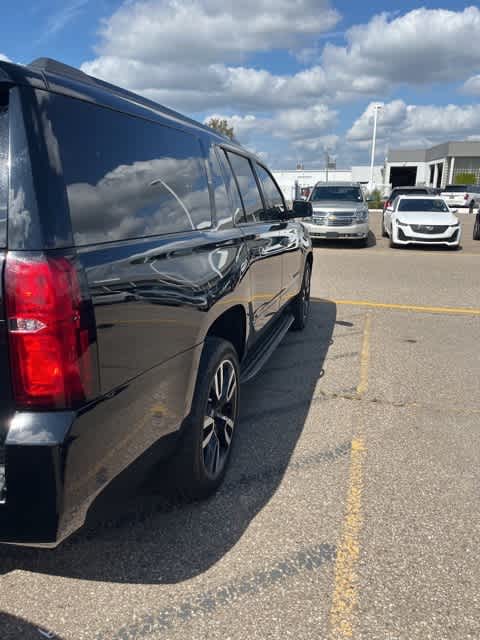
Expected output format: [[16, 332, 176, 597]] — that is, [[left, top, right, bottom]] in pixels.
[[367, 188, 383, 209], [454, 173, 477, 186]]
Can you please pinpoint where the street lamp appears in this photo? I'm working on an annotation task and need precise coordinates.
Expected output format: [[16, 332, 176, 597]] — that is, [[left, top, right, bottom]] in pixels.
[[369, 103, 384, 191]]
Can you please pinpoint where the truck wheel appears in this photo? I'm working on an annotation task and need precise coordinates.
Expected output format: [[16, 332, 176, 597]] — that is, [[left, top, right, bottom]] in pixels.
[[291, 261, 311, 331], [172, 337, 240, 499], [469, 200, 475, 215], [473, 214, 480, 240]]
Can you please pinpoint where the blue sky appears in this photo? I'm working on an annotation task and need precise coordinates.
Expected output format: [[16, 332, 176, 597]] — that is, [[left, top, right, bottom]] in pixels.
[[1, 1, 480, 168]]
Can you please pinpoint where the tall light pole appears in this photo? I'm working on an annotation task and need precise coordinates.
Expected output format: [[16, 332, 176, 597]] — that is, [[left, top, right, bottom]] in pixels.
[[369, 103, 383, 191]]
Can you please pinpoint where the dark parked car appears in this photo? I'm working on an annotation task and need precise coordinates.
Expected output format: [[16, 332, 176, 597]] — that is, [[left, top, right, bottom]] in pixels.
[[383, 186, 438, 212], [0, 58, 313, 546]]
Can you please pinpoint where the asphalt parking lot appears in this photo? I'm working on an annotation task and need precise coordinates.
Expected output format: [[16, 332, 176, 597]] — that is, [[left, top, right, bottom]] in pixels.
[[0, 213, 479, 640]]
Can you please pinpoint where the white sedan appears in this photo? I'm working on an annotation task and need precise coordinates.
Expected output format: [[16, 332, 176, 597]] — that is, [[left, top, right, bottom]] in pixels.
[[382, 196, 461, 249]]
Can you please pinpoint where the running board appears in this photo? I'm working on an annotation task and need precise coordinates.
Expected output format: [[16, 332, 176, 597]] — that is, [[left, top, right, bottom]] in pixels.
[[240, 313, 294, 383]]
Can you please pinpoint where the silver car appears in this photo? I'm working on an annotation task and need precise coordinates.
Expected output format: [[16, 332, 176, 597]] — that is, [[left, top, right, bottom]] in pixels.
[[303, 182, 369, 246]]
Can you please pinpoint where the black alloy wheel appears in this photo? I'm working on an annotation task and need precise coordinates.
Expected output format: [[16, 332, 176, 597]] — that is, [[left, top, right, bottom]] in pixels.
[[473, 213, 480, 240], [168, 337, 240, 500], [292, 261, 311, 331], [202, 359, 238, 478]]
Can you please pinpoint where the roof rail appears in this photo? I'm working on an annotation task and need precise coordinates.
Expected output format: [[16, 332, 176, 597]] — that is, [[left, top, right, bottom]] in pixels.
[[28, 58, 89, 82]]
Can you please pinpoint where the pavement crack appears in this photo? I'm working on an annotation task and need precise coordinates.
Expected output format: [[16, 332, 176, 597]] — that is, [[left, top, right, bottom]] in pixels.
[[100, 543, 336, 640]]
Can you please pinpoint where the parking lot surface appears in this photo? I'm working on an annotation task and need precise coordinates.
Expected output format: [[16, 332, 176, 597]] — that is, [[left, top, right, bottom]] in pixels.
[[0, 213, 479, 640]]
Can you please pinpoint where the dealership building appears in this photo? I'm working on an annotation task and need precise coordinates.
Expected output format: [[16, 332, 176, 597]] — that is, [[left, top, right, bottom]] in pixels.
[[385, 141, 480, 190]]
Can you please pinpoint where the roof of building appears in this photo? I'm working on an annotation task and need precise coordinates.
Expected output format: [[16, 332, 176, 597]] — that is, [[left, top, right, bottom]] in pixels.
[[388, 141, 480, 163]]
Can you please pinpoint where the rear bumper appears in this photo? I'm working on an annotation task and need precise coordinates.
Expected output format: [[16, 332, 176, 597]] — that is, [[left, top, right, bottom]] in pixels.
[[0, 344, 200, 547], [0, 411, 75, 546]]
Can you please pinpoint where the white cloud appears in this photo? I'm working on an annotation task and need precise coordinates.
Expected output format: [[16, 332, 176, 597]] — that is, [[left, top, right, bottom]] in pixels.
[[462, 75, 480, 96], [322, 6, 480, 96], [347, 100, 480, 157], [203, 105, 337, 144], [80, 3, 480, 169], [94, 0, 339, 64], [0, 53, 11, 62]]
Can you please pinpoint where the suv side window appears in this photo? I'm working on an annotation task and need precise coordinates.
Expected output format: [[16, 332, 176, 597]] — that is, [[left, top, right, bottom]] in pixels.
[[208, 145, 232, 230], [36, 90, 212, 245], [225, 151, 265, 223], [212, 146, 245, 226], [255, 163, 286, 221]]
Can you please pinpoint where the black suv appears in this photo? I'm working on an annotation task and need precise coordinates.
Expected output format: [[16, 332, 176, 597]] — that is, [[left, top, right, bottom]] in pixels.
[[0, 58, 313, 546]]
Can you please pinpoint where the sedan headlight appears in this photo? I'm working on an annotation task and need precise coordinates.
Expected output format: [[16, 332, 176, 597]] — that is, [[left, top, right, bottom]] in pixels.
[[450, 222, 460, 228], [354, 208, 369, 222], [395, 219, 408, 226]]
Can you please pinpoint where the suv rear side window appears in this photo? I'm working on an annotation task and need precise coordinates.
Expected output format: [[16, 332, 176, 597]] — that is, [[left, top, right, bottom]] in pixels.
[[255, 163, 286, 221], [0, 98, 8, 247], [225, 151, 265, 223], [36, 91, 211, 245]]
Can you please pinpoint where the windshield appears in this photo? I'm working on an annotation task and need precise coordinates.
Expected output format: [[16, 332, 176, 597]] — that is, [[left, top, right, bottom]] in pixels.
[[398, 198, 449, 212], [443, 185, 469, 192], [310, 186, 363, 202]]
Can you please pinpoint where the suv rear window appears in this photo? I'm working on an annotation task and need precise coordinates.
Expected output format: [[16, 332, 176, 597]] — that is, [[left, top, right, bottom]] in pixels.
[[443, 185, 474, 192], [36, 91, 212, 246], [0, 97, 8, 248], [392, 188, 428, 197]]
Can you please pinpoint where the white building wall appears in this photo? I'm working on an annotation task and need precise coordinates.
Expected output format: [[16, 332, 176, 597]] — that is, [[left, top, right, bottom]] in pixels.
[[385, 161, 428, 186], [273, 167, 383, 201]]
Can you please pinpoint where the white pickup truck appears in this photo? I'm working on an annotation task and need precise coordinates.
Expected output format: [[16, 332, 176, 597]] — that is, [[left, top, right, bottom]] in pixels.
[[440, 185, 480, 213]]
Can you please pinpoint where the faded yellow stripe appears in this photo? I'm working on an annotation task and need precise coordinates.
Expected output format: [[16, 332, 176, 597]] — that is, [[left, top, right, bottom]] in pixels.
[[356, 314, 371, 398], [332, 299, 480, 316], [329, 437, 367, 639]]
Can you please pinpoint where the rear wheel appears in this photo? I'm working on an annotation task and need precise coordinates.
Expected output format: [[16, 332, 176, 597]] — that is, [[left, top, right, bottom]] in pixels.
[[172, 337, 239, 499], [469, 200, 475, 215], [473, 214, 480, 240], [291, 261, 311, 331]]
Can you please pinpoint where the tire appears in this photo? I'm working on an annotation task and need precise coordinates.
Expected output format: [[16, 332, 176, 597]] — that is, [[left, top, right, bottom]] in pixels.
[[381, 215, 388, 238], [469, 200, 475, 215], [171, 337, 240, 500], [291, 260, 311, 331], [355, 236, 368, 248], [473, 214, 480, 240], [389, 230, 398, 249]]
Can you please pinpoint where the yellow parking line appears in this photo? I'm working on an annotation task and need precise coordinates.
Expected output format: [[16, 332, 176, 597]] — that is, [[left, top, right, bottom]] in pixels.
[[356, 314, 371, 399], [329, 437, 367, 639], [332, 299, 480, 316], [328, 313, 371, 638]]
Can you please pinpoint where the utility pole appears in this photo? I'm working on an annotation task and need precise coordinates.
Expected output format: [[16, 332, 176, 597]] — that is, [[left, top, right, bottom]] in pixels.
[[369, 103, 383, 191], [325, 151, 329, 183]]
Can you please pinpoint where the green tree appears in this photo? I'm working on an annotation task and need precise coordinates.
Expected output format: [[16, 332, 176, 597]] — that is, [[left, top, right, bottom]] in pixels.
[[206, 117, 235, 140], [454, 173, 476, 186]]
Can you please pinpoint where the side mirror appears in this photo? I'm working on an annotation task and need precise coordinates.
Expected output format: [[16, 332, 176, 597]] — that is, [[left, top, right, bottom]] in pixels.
[[290, 200, 313, 218]]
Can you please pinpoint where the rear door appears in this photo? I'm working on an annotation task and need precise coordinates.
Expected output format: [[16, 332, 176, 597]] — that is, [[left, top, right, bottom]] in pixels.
[[222, 150, 283, 333]]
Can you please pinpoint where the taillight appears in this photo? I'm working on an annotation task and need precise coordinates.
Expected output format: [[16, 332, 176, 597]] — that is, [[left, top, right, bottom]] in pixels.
[[385, 200, 391, 209], [5, 253, 94, 409], [464, 194, 469, 200]]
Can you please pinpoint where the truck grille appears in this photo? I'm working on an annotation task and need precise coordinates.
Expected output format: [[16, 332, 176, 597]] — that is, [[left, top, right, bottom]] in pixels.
[[410, 225, 448, 234], [312, 214, 356, 227]]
